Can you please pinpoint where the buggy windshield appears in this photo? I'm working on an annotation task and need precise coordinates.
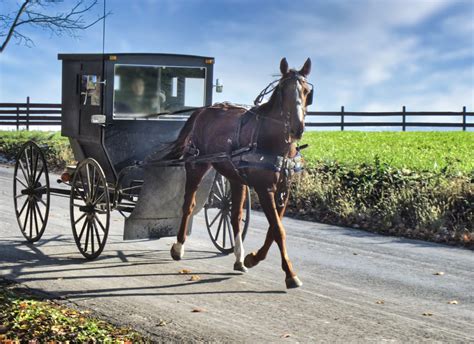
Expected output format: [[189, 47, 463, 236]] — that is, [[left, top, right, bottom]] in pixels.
[[113, 65, 206, 119]]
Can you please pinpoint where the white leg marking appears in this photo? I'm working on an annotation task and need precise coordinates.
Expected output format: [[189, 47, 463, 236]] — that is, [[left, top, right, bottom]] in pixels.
[[234, 232, 244, 263], [171, 242, 184, 259]]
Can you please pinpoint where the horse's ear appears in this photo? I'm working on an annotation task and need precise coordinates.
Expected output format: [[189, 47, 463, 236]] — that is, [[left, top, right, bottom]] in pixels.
[[280, 58, 289, 75], [299, 58, 312, 77]]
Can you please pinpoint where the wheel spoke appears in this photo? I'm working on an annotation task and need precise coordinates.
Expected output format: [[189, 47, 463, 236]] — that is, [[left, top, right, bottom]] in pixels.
[[32, 202, 39, 236], [31, 148, 39, 183], [15, 176, 28, 189], [215, 178, 224, 199], [22, 200, 30, 234], [15, 193, 27, 199], [214, 214, 224, 242], [92, 218, 103, 247], [33, 194, 47, 207], [90, 219, 95, 254], [222, 214, 227, 247], [94, 214, 107, 233], [78, 217, 88, 241], [29, 200, 33, 238], [93, 192, 106, 206], [91, 166, 98, 201], [18, 158, 29, 182], [84, 221, 91, 253], [78, 170, 90, 201], [226, 215, 234, 247], [18, 198, 29, 217], [209, 209, 223, 228], [212, 193, 222, 202], [86, 165, 92, 199], [33, 166, 45, 186], [74, 212, 87, 225], [73, 185, 87, 203], [33, 201, 44, 224], [24, 149, 31, 181]]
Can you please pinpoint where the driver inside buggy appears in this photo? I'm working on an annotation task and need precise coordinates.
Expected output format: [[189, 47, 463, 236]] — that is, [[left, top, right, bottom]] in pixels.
[[114, 72, 168, 117]]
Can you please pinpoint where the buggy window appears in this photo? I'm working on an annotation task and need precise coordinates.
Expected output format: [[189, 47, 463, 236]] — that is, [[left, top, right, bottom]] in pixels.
[[113, 65, 206, 120]]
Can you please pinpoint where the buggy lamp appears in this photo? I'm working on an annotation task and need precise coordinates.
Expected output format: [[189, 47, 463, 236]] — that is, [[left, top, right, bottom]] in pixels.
[[60, 172, 71, 183], [214, 79, 223, 93], [91, 114, 106, 124]]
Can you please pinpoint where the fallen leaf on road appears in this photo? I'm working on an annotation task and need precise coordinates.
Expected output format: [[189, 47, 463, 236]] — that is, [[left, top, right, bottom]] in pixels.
[[376, 300, 385, 304], [433, 272, 445, 276], [422, 312, 433, 316], [281, 333, 291, 338], [192, 308, 205, 313], [179, 269, 191, 274], [189, 275, 201, 282], [447, 300, 458, 304], [157, 319, 167, 327]]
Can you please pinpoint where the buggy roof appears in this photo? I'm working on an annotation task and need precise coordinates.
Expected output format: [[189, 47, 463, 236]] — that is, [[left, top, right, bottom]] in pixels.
[[58, 53, 214, 61]]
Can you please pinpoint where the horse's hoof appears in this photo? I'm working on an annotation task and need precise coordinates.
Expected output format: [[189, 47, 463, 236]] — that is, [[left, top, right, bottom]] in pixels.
[[233, 262, 248, 273], [244, 252, 259, 269], [285, 276, 303, 289], [170, 242, 184, 261]]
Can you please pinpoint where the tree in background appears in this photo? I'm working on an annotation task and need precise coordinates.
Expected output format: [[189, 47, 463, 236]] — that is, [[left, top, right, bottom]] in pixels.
[[0, 0, 108, 53]]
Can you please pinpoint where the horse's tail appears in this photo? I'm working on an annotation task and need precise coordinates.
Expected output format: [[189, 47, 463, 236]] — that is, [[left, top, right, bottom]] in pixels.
[[146, 109, 202, 162]]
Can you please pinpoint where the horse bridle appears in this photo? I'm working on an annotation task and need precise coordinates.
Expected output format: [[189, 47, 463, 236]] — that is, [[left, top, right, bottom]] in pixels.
[[252, 73, 313, 144], [254, 73, 314, 107]]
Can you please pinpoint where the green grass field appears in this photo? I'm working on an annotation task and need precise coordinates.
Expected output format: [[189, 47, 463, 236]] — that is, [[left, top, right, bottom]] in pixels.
[[1, 130, 473, 174], [301, 131, 474, 174]]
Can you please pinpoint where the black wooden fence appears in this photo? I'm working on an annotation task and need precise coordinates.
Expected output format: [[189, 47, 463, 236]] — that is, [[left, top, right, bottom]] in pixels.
[[0, 97, 61, 130], [305, 106, 473, 131], [0, 99, 472, 131]]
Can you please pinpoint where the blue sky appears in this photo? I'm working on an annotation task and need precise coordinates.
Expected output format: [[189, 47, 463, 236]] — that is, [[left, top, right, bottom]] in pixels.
[[1, 0, 473, 112]]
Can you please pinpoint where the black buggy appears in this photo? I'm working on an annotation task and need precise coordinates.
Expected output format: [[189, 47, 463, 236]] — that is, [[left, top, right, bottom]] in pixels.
[[13, 53, 250, 259]]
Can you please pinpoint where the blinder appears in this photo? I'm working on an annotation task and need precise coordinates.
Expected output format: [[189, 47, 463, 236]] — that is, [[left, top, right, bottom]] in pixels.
[[306, 88, 314, 106]]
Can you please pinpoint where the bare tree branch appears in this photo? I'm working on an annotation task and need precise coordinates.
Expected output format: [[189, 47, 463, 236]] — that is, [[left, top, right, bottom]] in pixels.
[[0, 0, 30, 53], [0, 0, 110, 53]]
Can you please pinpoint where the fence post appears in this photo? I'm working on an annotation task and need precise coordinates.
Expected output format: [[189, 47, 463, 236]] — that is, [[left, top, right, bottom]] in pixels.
[[26, 96, 30, 131], [16, 105, 20, 131], [341, 106, 345, 131], [462, 106, 466, 131], [402, 105, 406, 131]]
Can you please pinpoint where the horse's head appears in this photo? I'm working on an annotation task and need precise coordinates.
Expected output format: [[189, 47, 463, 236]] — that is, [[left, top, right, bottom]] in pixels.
[[278, 57, 312, 141]]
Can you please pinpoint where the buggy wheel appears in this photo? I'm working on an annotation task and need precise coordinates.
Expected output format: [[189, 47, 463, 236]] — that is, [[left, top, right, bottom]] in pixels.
[[70, 158, 110, 260], [13, 141, 50, 242], [204, 173, 250, 254]]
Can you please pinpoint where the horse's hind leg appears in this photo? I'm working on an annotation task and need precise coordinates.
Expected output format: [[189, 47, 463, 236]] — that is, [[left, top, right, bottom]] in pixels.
[[171, 163, 211, 260], [252, 188, 301, 289], [229, 181, 247, 272]]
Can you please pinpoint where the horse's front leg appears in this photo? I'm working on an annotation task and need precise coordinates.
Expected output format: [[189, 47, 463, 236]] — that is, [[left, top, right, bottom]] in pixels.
[[171, 163, 211, 260], [252, 187, 301, 289], [244, 188, 289, 270], [229, 181, 247, 272]]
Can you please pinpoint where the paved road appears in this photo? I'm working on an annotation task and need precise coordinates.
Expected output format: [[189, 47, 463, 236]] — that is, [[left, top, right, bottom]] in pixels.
[[1, 164, 473, 343]]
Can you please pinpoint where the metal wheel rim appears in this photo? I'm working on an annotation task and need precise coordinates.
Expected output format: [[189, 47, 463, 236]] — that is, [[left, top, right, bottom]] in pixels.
[[205, 174, 250, 254], [13, 141, 50, 242], [70, 158, 110, 260]]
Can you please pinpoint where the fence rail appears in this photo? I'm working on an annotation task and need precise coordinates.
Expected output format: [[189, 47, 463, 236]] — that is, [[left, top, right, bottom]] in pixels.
[[1, 99, 472, 131], [0, 98, 61, 130], [306, 106, 473, 131]]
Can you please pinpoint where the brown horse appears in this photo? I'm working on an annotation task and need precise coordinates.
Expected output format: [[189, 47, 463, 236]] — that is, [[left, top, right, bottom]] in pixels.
[[164, 58, 312, 288]]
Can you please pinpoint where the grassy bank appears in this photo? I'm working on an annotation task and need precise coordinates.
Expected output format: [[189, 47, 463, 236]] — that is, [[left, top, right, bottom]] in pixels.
[[0, 279, 147, 342], [0, 130, 73, 170], [291, 131, 474, 247]]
